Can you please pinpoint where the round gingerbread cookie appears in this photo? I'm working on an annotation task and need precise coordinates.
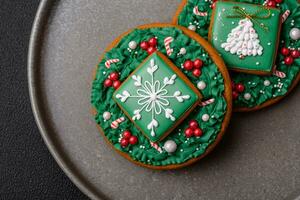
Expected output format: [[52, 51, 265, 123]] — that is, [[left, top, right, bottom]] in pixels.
[[174, 0, 300, 111], [91, 24, 232, 169]]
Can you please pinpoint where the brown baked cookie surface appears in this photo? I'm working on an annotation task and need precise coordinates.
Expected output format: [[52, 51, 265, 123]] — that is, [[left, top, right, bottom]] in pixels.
[[174, 0, 300, 112], [91, 24, 232, 169]]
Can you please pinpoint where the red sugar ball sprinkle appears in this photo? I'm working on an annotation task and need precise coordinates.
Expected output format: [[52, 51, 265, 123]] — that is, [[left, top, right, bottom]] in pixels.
[[140, 41, 149, 50], [235, 83, 245, 93], [232, 91, 239, 100], [113, 80, 122, 89], [291, 50, 300, 58], [104, 79, 113, 87], [120, 138, 129, 147], [192, 69, 202, 77], [189, 120, 199, 130], [211, 2, 216, 9], [193, 59, 203, 69], [194, 128, 203, 137], [267, 0, 276, 7], [185, 128, 194, 138], [231, 81, 235, 89], [183, 60, 194, 71], [148, 37, 157, 47], [109, 72, 119, 81], [147, 46, 157, 55], [123, 130, 132, 139], [129, 136, 138, 145], [281, 47, 290, 56], [284, 56, 294, 65], [275, 0, 282, 3]]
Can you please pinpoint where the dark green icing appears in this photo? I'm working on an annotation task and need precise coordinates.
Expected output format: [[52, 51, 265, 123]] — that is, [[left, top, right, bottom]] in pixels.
[[177, 0, 300, 109], [91, 27, 228, 166]]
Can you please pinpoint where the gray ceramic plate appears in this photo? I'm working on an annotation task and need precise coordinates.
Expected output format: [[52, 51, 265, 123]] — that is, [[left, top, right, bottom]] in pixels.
[[28, 0, 300, 199]]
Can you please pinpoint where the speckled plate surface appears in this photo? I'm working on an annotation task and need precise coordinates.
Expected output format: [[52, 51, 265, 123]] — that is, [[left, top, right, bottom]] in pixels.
[[28, 0, 300, 199]]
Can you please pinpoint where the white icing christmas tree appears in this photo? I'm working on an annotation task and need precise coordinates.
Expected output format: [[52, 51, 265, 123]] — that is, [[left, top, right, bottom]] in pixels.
[[221, 18, 263, 58]]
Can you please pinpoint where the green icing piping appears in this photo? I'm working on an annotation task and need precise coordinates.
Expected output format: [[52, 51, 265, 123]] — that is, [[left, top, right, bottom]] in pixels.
[[91, 27, 228, 166], [177, 0, 300, 109]]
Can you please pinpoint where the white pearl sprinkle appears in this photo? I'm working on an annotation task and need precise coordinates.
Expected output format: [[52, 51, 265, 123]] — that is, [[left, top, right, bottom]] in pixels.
[[102, 111, 111, 120], [128, 41, 137, 50], [197, 81, 207, 90], [264, 80, 271, 86], [244, 93, 252, 100], [202, 114, 210, 122], [188, 25, 196, 31], [256, 62, 260, 65]]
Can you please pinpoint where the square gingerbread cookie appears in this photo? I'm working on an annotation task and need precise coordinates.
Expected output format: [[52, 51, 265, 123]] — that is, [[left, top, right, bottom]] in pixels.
[[209, 1, 281, 75], [113, 52, 202, 142]]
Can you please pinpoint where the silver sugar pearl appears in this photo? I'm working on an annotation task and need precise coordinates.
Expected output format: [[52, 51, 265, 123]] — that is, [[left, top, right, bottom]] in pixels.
[[244, 93, 252, 100], [289, 28, 300, 40], [103, 111, 111, 120], [179, 48, 187, 55], [264, 80, 271, 86], [128, 41, 137, 49], [163, 140, 177, 153], [188, 25, 197, 31], [197, 81, 207, 90]]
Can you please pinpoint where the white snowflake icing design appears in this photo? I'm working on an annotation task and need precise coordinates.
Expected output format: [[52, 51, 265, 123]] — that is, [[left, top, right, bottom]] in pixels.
[[116, 59, 190, 137]]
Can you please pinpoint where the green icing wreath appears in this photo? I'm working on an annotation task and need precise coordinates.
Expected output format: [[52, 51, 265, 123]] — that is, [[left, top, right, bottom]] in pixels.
[[177, 0, 300, 110], [91, 26, 230, 167]]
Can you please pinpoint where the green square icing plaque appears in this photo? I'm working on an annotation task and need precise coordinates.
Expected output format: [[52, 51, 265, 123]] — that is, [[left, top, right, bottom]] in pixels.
[[210, 1, 281, 74], [113, 52, 201, 142]]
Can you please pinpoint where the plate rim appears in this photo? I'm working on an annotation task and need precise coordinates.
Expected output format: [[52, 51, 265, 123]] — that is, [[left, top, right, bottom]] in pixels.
[[27, 0, 104, 199]]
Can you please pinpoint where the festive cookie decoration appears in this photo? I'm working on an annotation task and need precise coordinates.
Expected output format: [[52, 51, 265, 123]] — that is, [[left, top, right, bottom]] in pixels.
[[114, 52, 202, 142], [209, 2, 281, 74], [174, 0, 300, 111], [91, 24, 232, 169]]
